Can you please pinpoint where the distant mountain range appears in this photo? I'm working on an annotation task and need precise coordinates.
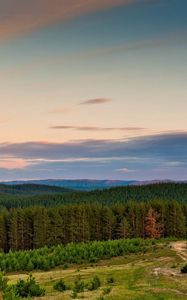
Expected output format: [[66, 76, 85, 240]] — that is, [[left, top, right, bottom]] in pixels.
[[0, 179, 178, 191]]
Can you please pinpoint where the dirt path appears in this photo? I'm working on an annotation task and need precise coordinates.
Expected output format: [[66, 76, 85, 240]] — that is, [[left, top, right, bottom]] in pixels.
[[153, 241, 187, 278], [171, 241, 187, 261]]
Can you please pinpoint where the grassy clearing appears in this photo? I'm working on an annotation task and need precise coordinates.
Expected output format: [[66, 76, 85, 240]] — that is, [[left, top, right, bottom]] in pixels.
[[3, 241, 187, 300]]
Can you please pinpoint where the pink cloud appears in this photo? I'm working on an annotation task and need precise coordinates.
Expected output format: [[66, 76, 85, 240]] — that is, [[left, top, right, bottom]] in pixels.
[[0, 0, 137, 41], [0, 159, 30, 170], [116, 168, 135, 172]]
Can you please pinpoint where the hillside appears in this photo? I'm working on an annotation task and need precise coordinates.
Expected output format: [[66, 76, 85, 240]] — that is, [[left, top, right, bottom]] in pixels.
[[0, 183, 71, 196], [0, 183, 187, 300], [4, 240, 187, 300], [0, 182, 186, 209]]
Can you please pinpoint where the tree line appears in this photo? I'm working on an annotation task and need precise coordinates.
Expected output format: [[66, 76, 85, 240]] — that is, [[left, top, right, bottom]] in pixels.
[[0, 183, 69, 196], [0, 200, 186, 252], [0, 182, 187, 209]]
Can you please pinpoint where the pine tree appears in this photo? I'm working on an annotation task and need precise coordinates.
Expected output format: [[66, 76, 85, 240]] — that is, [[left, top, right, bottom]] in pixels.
[[8, 210, 19, 250], [47, 208, 64, 246], [144, 208, 162, 239], [33, 208, 49, 248], [165, 202, 186, 237], [0, 212, 8, 252], [23, 209, 34, 250], [118, 217, 130, 239], [101, 207, 115, 240]]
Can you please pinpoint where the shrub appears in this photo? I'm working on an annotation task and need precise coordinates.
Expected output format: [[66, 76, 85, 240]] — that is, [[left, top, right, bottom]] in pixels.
[[88, 256, 98, 263], [181, 264, 187, 274], [87, 276, 101, 291], [71, 291, 78, 299], [106, 275, 115, 284], [15, 274, 45, 297], [0, 272, 8, 291], [73, 275, 85, 293], [3, 285, 20, 300], [26, 260, 34, 272], [54, 279, 68, 292], [0, 272, 19, 300], [63, 263, 69, 270], [103, 286, 112, 295]]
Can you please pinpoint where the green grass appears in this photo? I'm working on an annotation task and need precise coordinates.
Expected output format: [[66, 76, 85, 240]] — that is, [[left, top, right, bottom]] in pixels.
[[4, 241, 187, 300]]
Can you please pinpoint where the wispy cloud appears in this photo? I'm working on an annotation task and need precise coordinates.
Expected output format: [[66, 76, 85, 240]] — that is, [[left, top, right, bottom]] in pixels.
[[0, 0, 140, 42], [2, 30, 187, 80], [80, 98, 112, 105], [0, 158, 30, 170], [49, 125, 145, 131], [0, 131, 187, 169], [116, 168, 132, 172], [49, 107, 74, 114], [0, 132, 186, 160]]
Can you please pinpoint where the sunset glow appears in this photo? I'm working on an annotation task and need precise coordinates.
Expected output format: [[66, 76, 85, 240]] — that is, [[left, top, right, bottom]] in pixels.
[[0, 0, 187, 180]]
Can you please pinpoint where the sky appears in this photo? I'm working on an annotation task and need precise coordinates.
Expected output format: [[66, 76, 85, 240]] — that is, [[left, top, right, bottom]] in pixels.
[[0, 0, 187, 181]]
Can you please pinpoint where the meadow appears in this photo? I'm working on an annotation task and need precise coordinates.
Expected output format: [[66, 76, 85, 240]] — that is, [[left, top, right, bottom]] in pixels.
[[3, 240, 187, 300]]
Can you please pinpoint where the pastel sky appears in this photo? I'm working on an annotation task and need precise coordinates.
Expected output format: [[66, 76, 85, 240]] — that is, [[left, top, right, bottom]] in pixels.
[[0, 0, 187, 181]]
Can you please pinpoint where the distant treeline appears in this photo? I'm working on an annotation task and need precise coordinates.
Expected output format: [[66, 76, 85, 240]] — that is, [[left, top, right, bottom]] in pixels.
[[0, 183, 69, 196], [0, 183, 187, 209], [0, 200, 186, 252]]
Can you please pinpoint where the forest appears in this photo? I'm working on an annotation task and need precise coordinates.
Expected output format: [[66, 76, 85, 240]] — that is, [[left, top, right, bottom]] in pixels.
[[0, 200, 186, 252], [0, 183, 186, 253], [0, 182, 186, 299], [0, 182, 187, 209]]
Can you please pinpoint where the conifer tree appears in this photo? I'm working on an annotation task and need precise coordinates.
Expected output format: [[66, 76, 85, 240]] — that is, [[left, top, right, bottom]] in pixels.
[[144, 208, 162, 239], [0, 212, 8, 252], [8, 210, 19, 250]]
